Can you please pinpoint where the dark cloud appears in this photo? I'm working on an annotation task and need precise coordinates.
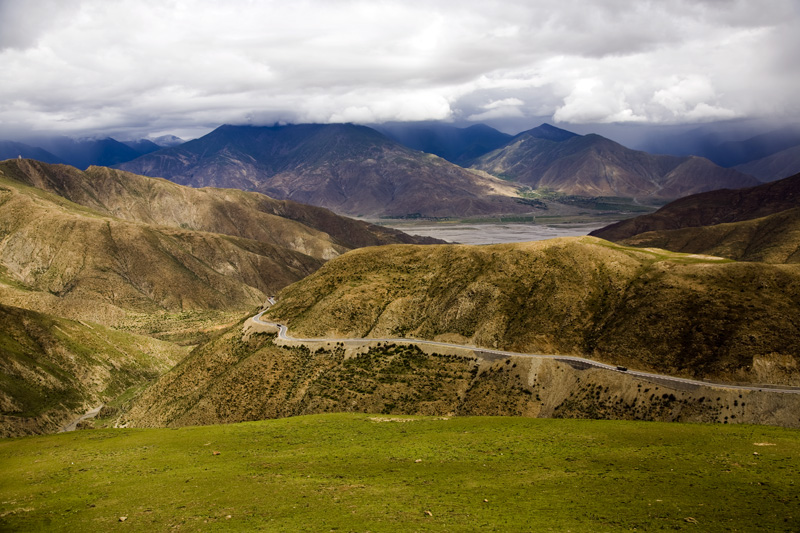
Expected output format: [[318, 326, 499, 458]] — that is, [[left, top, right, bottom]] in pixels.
[[0, 0, 797, 139]]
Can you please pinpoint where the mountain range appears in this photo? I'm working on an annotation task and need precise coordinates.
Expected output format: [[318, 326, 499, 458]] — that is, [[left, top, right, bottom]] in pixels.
[[470, 124, 759, 199], [6, 121, 797, 220], [114, 122, 765, 218], [0, 135, 186, 170], [116, 123, 532, 218]]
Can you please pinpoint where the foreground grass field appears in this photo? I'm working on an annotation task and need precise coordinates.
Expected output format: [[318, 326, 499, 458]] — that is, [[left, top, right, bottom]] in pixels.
[[1, 415, 798, 532]]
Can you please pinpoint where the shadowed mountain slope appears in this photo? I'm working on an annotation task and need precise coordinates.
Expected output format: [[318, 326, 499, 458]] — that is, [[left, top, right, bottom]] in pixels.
[[116, 123, 531, 218], [0, 303, 185, 437], [591, 172, 800, 242], [616, 208, 800, 264], [265, 237, 800, 384], [735, 145, 800, 182], [0, 141, 63, 164], [472, 125, 758, 199], [29, 136, 143, 170], [374, 122, 513, 165]]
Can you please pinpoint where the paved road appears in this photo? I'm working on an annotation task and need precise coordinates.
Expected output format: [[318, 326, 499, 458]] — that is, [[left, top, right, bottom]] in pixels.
[[252, 311, 800, 395]]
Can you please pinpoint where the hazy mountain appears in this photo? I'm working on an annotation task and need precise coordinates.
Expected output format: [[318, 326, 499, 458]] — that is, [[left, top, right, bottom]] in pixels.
[[706, 126, 800, 168], [116, 123, 532, 218], [374, 122, 513, 165], [734, 144, 800, 182], [591, 172, 800, 241], [122, 138, 162, 155], [472, 124, 758, 199], [0, 141, 63, 164], [263, 237, 800, 385], [516, 122, 580, 142], [636, 124, 800, 168], [26, 136, 142, 170], [151, 134, 185, 147], [0, 303, 185, 437]]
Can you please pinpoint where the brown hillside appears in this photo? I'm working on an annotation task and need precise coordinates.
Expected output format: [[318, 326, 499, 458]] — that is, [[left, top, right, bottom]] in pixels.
[[123, 327, 800, 429], [591, 172, 800, 241], [618, 207, 800, 263], [265, 237, 800, 384], [0, 174, 325, 322], [0, 159, 435, 255]]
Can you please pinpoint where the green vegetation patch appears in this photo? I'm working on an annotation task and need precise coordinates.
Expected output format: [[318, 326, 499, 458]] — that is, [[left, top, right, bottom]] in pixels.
[[0, 414, 798, 531]]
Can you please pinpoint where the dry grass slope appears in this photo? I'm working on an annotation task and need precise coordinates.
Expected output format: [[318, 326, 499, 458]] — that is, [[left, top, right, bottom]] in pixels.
[[266, 237, 800, 384], [619, 207, 800, 263], [0, 174, 324, 323]]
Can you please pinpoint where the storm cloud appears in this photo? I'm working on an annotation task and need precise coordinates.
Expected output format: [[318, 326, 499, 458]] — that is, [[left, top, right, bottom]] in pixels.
[[0, 0, 797, 139]]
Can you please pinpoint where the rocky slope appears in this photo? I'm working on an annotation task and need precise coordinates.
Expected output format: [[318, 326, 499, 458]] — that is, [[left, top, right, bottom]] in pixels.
[[122, 326, 800, 429], [0, 303, 185, 437], [264, 237, 800, 384], [116, 123, 532, 218], [591, 172, 800, 242], [471, 124, 758, 199]]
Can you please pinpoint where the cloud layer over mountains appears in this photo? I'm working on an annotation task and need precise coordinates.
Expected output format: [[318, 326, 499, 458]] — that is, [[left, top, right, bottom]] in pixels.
[[0, 0, 798, 138]]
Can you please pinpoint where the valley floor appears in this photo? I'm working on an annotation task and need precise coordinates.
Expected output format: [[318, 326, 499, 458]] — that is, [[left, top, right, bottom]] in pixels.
[[1, 414, 798, 532], [385, 220, 611, 244]]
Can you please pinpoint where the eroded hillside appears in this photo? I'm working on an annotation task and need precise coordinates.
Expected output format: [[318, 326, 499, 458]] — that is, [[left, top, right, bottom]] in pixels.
[[123, 328, 800, 429], [265, 237, 800, 384]]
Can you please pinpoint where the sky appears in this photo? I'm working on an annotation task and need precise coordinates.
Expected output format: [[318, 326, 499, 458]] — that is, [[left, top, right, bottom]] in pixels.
[[0, 0, 798, 141]]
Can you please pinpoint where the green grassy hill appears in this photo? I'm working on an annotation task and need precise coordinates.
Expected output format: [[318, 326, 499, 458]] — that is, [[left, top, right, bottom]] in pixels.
[[1, 414, 798, 531], [265, 237, 800, 384], [0, 303, 185, 437]]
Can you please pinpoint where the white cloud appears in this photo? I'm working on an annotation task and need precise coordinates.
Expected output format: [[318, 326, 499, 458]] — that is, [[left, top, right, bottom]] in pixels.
[[0, 0, 797, 138]]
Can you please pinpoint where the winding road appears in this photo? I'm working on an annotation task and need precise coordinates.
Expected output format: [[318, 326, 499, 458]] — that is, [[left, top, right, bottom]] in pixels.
[[251, 310, 800, 395]]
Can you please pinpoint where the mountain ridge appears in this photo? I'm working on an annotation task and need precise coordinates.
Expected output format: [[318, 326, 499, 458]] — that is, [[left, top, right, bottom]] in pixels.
[[471, 126, 759, 199], [590, 172, 800, 241], [116, 123, 534, 218]]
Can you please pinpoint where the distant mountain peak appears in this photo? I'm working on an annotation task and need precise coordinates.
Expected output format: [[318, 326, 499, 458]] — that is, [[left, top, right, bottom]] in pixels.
[[518, 123, 580, 142], [150, 134, 185, 147]]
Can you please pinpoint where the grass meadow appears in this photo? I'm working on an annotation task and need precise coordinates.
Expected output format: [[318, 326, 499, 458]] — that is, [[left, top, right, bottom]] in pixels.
[[1, 414, 798, 531]]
